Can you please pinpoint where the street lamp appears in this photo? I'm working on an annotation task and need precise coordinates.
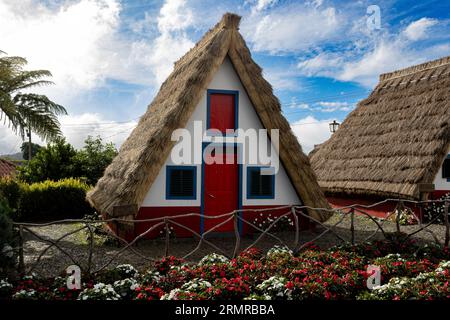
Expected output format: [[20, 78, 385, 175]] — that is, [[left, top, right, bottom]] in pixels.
[[329, 120, 340, 133]]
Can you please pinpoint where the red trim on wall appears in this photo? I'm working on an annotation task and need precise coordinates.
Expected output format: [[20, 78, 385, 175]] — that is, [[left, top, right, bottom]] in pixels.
[[135, 207, 201, 238], [134, 205, 306, 239], [326, 197, 423, 219], [430, 190, 450, 199]]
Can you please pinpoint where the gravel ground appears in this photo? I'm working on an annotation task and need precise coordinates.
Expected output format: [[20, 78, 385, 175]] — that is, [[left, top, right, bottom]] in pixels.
[[19, 213, 449, 278]]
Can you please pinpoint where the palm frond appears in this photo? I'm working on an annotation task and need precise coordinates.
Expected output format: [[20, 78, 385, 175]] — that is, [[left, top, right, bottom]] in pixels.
[[0, 53, 67, 142]]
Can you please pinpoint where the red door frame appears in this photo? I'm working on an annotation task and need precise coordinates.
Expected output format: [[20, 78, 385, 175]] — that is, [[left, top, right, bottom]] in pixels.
[[201, 142, 242, 234]]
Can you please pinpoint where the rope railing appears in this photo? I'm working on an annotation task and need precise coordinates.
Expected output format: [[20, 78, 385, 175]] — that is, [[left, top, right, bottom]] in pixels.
[[11, 198, 450, 275]]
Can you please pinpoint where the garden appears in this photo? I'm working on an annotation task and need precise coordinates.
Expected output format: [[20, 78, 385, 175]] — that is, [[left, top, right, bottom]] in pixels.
[[1, 238, 449, 300]]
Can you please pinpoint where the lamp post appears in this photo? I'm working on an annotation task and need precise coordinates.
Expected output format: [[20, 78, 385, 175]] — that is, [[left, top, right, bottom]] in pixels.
[[26, 129, 32, 161], [329, 120, 340, 133]]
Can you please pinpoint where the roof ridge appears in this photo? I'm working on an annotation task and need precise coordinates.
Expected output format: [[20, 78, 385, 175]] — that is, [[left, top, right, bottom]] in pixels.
[[379, 55, 450, 82], [173, 13, 241, 69]]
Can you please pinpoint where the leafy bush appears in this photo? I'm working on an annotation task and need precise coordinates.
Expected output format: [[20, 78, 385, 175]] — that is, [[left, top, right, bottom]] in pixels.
[[113, 278, 139, 299], [0, 196, 16, 275], [18, 136, 117, 186], [18, 138, 78, 184], [0, 177, 94, 222], [78, 283, 121, 300], [1, 240, 450, 300], [18, 178, 94, 222], [95, 264, 139, 284], [0, 178, 22, 219]]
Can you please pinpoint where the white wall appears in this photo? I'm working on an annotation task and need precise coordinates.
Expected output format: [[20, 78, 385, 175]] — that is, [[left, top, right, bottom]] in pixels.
[[433, 146, 450, 191], [141, 56, 301, 207]]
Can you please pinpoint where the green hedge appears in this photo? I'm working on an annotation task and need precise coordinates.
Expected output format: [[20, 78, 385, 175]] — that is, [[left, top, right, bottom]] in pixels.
[[0, 178, 95, 222]]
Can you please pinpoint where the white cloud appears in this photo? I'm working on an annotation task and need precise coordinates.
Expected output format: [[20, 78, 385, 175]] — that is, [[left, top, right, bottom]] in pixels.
[[403, 18, 438, 41], [0, 0, 121, 100], [316, 101, 353, 112], [60, 113, 137, 149], [0, 0, 196, 101], [0, 113, 138, 155], [297, 17, 448, 87], [126, 0, 195, 86], [0, 0, 195, 155], [243, 3, 343, 53], [297, 52, 344, 78], [289, 103, 311, 110], [338, 40, 412, 86], [158, 0, 193, 32], [253, 0, 278, 12], [290, 116, 332, 153]]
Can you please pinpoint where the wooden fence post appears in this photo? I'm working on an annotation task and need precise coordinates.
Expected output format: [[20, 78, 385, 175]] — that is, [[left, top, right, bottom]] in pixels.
[[350, 208, 355, 245], [291, 207, 299, 249], [18, 225, 25, 274], [396, 201, 404, 233], [87, 223, 94, 274], [232, 212, 240, 258], [444, 201, 449, 248], [164, 219, 170, 257]]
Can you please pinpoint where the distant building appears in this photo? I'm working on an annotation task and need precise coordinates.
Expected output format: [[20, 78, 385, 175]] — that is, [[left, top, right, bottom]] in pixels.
[[310, 56, 450, 217]]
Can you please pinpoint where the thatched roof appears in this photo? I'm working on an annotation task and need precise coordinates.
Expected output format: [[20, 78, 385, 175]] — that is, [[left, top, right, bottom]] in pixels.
[[0, 158, 16, 178], [87, 13, 330, 221], [310, 56, 450, 199]]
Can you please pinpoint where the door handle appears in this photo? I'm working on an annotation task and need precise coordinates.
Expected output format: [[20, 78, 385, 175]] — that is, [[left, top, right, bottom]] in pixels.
[[207, 193, 216, 198]]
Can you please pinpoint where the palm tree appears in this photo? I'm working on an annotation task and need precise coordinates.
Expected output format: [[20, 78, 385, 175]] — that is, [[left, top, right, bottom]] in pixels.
[[0, 50, 67, 142]]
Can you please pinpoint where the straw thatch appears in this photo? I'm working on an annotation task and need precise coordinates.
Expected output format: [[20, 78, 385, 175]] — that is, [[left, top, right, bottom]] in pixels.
[[310, 56, 450, 200], [87, 13, 330, 221]]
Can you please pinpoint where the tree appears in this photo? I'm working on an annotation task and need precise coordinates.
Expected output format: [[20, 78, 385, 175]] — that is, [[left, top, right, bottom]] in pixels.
[[0, 51, 67, 141], [20, 142, 42, 160], [18, 138, 77, 183], [17, 136, 118, 185], [73, 136, 118, 185]]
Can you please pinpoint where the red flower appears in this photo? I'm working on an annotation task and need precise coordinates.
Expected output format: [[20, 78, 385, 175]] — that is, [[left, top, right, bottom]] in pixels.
[[285, 281, 294, 290]]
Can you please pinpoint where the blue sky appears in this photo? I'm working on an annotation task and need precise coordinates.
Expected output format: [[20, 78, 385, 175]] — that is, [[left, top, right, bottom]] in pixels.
[[0, 0, 449, 154]]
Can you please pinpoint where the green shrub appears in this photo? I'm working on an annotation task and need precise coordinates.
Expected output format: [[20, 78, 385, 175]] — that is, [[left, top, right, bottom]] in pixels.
[[0, 178, 22, 219], [0, 195, 16, 275], [18, 178, 94, 222]]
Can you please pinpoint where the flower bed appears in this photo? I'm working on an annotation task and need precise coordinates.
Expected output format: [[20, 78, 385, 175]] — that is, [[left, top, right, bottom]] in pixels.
[[1, 239, 449, 300]]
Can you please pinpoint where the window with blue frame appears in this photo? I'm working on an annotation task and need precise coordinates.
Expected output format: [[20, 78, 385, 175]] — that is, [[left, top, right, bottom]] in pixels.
[[247, 167, 275, 199], [443, 156, 450, 181], [166, 166, 197, 200]]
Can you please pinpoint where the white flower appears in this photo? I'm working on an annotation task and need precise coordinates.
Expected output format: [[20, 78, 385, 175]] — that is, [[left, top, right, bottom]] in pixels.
[[199, 253, 229, 266], [78, 283, 121, 300], [266, 245, 293, 258]]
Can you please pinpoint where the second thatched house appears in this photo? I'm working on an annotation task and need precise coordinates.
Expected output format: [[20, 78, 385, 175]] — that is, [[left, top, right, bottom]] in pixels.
[[87, 13, 329, 239], [310, 56, 450, 217]]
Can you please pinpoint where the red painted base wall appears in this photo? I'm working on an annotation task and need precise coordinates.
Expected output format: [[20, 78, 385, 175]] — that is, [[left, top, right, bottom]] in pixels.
[[132, 205, 309, 239], [429, 190, 449, 199], [326, 197, 424, 219], [135, 207, 201, 238]]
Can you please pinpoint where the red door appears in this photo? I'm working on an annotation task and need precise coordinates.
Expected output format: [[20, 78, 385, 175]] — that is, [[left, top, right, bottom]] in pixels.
[[203, 148, 238, 233]]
